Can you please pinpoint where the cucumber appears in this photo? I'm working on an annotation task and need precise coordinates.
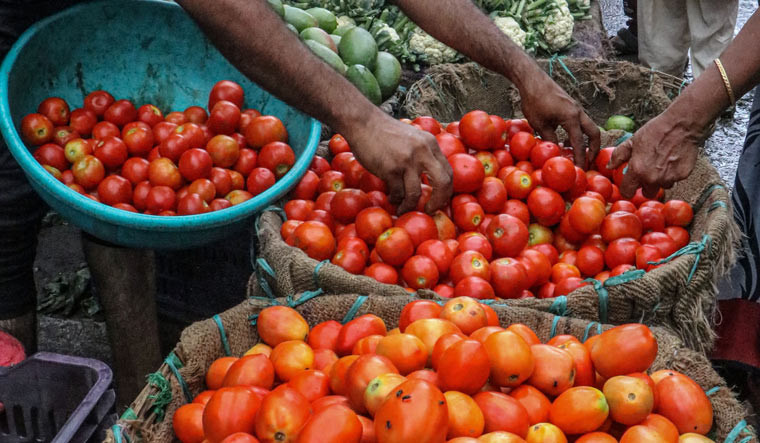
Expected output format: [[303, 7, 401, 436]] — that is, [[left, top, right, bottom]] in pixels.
[[330, 34, 342, 47], [338, 27, 378, 71], [346, 64, 382, 105], [301, 27, 337, 53], [306, 7, 338, 34], [334, 23, 357, 37], [304, 40, 347, 75], [283, 5, 318, 33], [373, 51, 401, 100], [267, 0, 285, 17]]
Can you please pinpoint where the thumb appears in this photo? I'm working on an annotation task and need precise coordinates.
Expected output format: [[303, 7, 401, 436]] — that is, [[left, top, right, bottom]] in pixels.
[[608, 139, 633, 170]]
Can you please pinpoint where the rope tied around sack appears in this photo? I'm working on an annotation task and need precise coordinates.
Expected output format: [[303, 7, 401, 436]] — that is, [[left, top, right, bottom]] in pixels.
[[582, 321, 603, 342], [254, 205, 286, 235], [648, 234, 711, 283], [693, 184, 726, 214], [342, 295, 369, 324], [709, 201, 727, 212], [549, 296, 568, 316], [584, 269, 646, 323], [313, 259, 330, 291], [213, 314, 232, 357], [112, 424, 131, 443], [255, 258, 276, 299], [726, 419, 753, 443], [548, 54, 578, 84], [549, 315, 562, 339]]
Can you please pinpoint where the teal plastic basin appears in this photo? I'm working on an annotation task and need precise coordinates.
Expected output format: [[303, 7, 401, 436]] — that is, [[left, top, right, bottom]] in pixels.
[[0, 0, 320, 249]]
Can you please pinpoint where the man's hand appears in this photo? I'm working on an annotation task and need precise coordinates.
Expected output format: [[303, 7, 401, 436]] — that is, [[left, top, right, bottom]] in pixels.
[[520, 69, 601, 167], [608, 109, 704, 198], [342, 109, 453, 215]]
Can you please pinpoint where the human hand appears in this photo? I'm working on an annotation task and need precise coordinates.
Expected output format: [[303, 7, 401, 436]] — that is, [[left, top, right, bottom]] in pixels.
[[341, 109, 453, 215], [519, 69, 601, 167], [607, 109, 704, 198]]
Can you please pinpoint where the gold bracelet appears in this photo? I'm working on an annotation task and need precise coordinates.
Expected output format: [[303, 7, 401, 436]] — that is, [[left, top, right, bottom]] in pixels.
[[714, 58, 736, 106]]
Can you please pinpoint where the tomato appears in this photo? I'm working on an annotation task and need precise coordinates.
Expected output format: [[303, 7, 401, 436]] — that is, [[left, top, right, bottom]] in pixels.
[[554, 277, 587, 297], [639, 414, 679, 443], [245, 115, 287, 148], [325, 134, 350, 156], [450, 250, 490, 284], [66, 108, 97, 137], [206, 100, 240, 135], [528, 345, 575, 397], [253, 386, 311, 443], [373, 379, 448, 443], [452, 202, 484, 232], [604, 238, 640, 269], [286, 369, 328, 404], [436, 132, 466, 158], [662, 200, 693, 227], [37, 97, 70, 127], [473, 391, 530, 437], [32, 143, 67, 171], [92, 136, 128, 169], [284, 200, 313, 221], [590, 324, 657, 378], [565, 196, 605, 235], [135, 104, 163, 127], [474, 178, 506, 214], [335, 313, 387, 357], [414, 239, 452, 275], [444, 391, 485, 439], [104, 99, 137, 127], [373, 227, 413, 266], [329, 248, 364, 274], [618, 425, 665, 443], [431, 332, 466, 371], [549, 387, 609, 435], [95, 175, 131, 206], [175, 123, 206, 149], [525, 423, 567, 443], [221, 354, 275, 390], [399, 300, 443, 332], [204, 167, 231, 197], [575, 246, 604, 277], [665, 226, 690, 250], [519, 249, 552, 286], [459, 110, 496, 150], [256, 306, 308, 349], [510, 385, 551, 425], [401, 255, 439, 289], [219, 433, 259, 443], [453, 276, 494, 300], [438, 297, 486, 336], [636, 206, 665, 233], [21, 113, 55, 146], [344, 354, 399, 413], [82, 90, 114, 117], [655, 374, 713, 435], [289, 220, 334, 260], [482, 330, 533, 388], [373, 334, 426, 377], [488, 257, 526, 299], [587, 175, 613, 202], [504, 170, 533, 200], [405, 318, 462, 362], [148, 122, 174, 145], [603, 376, 654, 426], [601, 211, 642, 243], [449, 153, 486, 193], [541, 157, 575, 193], [164, 111, 186, 125], [71, 155, 105, 189], [326, 188, 368, 225], [486, 214, 529, 258], [245, 343, 273, 358], [270, 340, 314, 383], [474, 152, 498, 178], [635, 245, 662, 271], [200, 135, 238, 168], [177, 193, 209, 215], [175, 148, 212, 182], [203, 386, 265, 442], [242, 167, 273, 196], [509, 132, 536, 161], [120, 127, 153, 157], [173, 403, 205, 443], [641, 231, 678, 258], [206, 80, 244, 110], [529, 141, 559, 169], [257, 141, 295, 179], [412, 116, 443, 135], [527, 187, 564, 227]]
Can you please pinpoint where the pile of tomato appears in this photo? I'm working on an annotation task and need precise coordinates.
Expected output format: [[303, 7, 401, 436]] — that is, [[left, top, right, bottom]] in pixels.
[[281, 111, 695, 299], [21, 80, 296, 215], [172, 297, 715, 443]]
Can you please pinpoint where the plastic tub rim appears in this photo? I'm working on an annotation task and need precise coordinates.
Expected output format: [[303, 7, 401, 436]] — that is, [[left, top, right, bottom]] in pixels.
[[0, 0, 321, 232]]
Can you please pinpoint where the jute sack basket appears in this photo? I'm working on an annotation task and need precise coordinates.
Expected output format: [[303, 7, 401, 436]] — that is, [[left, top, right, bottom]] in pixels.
[[106, 290, 756, 443], [248, 59, 738, 354]]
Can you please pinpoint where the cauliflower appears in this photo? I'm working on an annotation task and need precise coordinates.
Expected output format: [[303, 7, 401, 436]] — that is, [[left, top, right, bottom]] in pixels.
[[409, 28, 458, 65], [375, 23, 400, 43], [336, 15, 356, 27], [539, 0, 574, 51], [494, 16, 527, 49]]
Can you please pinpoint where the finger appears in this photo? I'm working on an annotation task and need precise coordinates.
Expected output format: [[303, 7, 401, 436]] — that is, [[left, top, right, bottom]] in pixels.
[[397, 168, 422, 215], [581, 113, 601, 164], [564, 120, 587, 167], [422, 155, 453, 214], [608, 139, 633, 170], [387, 170, 405, 206], [619, 164, 640, 199], [642, 183, 660, 199], [538, 126, 558, 143]]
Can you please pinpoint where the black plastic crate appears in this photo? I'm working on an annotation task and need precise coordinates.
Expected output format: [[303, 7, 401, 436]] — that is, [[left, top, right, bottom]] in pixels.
[[0, 352, 116, 443], [155, 225, 254, 324]]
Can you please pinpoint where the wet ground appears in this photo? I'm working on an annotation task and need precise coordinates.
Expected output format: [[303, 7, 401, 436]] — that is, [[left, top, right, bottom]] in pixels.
[[599, 0, 758, 185]]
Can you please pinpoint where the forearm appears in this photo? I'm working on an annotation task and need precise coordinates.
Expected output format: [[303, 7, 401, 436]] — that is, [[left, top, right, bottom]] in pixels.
[[392, 0, 537, 90], [670, 9, 760, 128], [175, 0, 380, 135]]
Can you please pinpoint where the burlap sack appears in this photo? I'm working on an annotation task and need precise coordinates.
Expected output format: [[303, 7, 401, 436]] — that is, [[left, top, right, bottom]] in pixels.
[[106, 291, 756, 443]]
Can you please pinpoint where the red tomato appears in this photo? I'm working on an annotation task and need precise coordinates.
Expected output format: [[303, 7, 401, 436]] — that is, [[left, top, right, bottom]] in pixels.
[[69, 108, 98, 136], [519, 249, 552, 286], [103, 99, 137, 127], [136, 104, 164, 127], [413, 116, 443, 135], [636, 206, 666, 232], [490, 257, 528, 299], [145, 186, 177, 212], [436, 132, 466, 157], [318, 170, 346, 194], [208, 80, 244, 110], [449, 153, 486, 193], [601, 211, 643, 243], [97, 175, 132, 206], [330, 189, 370, 225], [20, 113, 54, 146], [663, 200, 693, 227], [176, 148, 212, 182], [486, 214, 529, 258], [475, 151, 499, 177], [509, 131, 536, 161], [530, 141, 560, 168], [207, 100, 241, 135], [153, 121, 178, 144], [417, 239, 455, 274], [504, 199, 530, 226], [83, 90, 114, 117], [554, 277, 588, 296], [605, 238, 641, 269], [576, 246, 605, 277], [453, 202, 485, 232], [457, 232, 493, 260], [504, 170, 534, 200], [247, 167, 276, 196], [204, 135, 239, 168], [454, 276, 495, 299], [477, 177, 508, 213], [359, 170, 387, 194], [450, 251, 490, 284], [395, 211, 438, 247], [402, 255, 440, 289], [587, 174, 613, 202], [364, 263, 399, 284], [542, 157, 576, 193], [245, 115, 288, 148], [665, 226, 690, 249], [355, 207, 393, 245], [259, 142, 295, 179], [460, 110, 496, 150], [527, 187, 565, 227], [203, 386, 265, 442], [335, 314, 387, 356], [93, 136, 128, 169], [184, 106, 208, 125], [253, 386, 311, 443], [473, 391, 530, 437], [289, 171, 318, 201], [641, 232, 678, 258], [37, 97, 70, 126], [636, 244, 662, 271], [33, 143, 67, 171], [399, 300, 443, 332], [375, 227, 415, 266]]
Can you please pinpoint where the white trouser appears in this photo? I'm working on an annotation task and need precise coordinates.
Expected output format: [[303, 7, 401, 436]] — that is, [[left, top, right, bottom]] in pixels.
[[637, 0, 739, 78]]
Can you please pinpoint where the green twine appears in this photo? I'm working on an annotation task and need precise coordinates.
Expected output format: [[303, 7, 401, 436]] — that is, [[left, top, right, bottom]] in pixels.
[[549, 315, 561, 338], [165, 352, 192, 404], [582, 321, 602, 342], [549, 296, 567, 316], [146, 372, 172, 421], [693, 184, 726, 214], [112, 425, 131, 443], [648, 234, 711, 283], [709, 201, 727, 212], [286, 289, 324, 308], [256, 258, 276, 299], [120, 407, 137, 420], [547, 54, 578, 84], [584, 269, 645, 323], [342, 295, 369, 324], [678, 78, 688, 95], [313, 259, 329, 289], [213, 314, 232, 357], [705, 386, 721, 396], [726, 419, 751, 443], [614, 132, 633, 146]]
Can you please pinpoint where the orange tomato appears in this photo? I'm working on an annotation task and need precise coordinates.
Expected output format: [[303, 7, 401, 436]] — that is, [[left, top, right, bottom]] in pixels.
[[575, 432, 618, 443], [473, 391, 531, 437], [287, 369, 329, 402], [445, 391, 486, 439], [481, 304, 500, 326], [364, 373, 407, 416], [432, 332, 467, 370], [549, 387, 609, 435], [627, 372, 658, 410], [358, 414, 376, 443], [254, 386, 312, 443], [312, 394, 350, 413], [329, 355, 360, 396], [438, 339, 491, 395], [603, 376, 654, 425], [678, 433, 716, 442], [222, 354, 275, 389], [375, 333, 429, 375], [353, 334, 384, 355], [220, 433, 260, 443], [528, 345, 576, 396], [256, 306, 309, 347], [399, 300, 443, 332], [509, 385, 551, 425], [477, 431, 527, 442], [639, 414, 679, 443], [440, 296, 489, 335], [313, 348, 338, 371], [556, 340, 594, 387], [204, 387, 265, 443], [484, 331, 534, 387], [546, 335, 578, 347], [407, 369, 441, 388], [590, 324, 657, 378], [193, 390, 216, 407], [506, 324, 540, 346], [244, 343, 272, 357], [448, 438, 481, 443], [206, 357, 239, 390], [470, 326, 505, 343], [619, 425, 664, 443], [173, 403, 205, 443], [345, 354, 399, 413], [655, 373, 713, 435], [406, 318, 463, 360], [374, 379, 449, 443], [295, 404, 361, 443], [335, 314, 387, 356], [583, 334, 601, 355], [525, 423, 567, 443], [270, 340, 314, 382], [308, 320, 342, 351]]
